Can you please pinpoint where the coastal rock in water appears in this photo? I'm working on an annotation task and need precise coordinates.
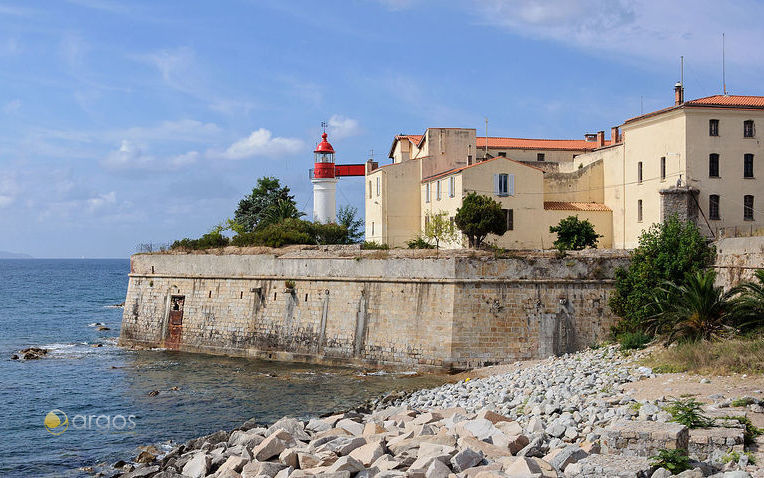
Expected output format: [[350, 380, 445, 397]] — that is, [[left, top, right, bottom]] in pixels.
[[19, 347, 49, 360], [181, 452, 210, 478], [135, 450, 156, 464], [121, 465, 161, 478]]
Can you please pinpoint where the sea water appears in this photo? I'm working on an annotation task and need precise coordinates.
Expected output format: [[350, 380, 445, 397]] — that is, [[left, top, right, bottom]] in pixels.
[[0, 259, 443, 477]]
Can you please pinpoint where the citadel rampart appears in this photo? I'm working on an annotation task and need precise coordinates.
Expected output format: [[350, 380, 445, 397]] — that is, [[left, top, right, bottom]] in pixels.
[[119, 249, 629, 370]]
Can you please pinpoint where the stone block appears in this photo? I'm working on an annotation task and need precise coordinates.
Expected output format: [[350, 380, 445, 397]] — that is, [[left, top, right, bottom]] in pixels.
[[601, 420, 688, 457], [688, 427, 744, 460]]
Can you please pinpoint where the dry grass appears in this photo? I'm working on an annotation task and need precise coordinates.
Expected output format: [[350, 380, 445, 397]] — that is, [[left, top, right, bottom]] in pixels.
[[644, 336, 764, 375]]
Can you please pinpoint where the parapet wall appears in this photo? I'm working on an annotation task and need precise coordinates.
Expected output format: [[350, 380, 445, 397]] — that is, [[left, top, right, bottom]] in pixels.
[[119, 250, 630, 370]]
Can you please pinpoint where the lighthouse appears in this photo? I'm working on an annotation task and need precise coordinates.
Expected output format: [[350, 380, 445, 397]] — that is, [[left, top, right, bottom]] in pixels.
[[311, 132, 338, 223]]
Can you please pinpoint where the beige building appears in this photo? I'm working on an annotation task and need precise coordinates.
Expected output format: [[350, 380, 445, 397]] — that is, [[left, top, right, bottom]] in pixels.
[[366, 86, 764, 249]]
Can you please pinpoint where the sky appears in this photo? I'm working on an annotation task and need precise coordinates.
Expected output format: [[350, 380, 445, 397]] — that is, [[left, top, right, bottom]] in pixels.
[[1, 0, 764, 258]]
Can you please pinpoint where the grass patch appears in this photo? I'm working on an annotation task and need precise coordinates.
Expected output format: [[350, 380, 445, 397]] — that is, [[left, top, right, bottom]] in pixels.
[[722, 451, 756, 465], [731, 397, 755, 407], [643, 336, 764, 375], [360, 241, 389, 250], [618, 331, 652, 351]]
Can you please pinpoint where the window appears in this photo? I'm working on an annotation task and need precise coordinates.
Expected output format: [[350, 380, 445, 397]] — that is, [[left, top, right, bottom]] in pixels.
[[709, 194, 720, 220], [436, 180, 442, 200], [494, 173, 515, 196], [425, 183, 430, 203], [744, 154, 754, 178], [371, 222, 375, 235], [744, 120, 755, 138], [498, 152, 506, 157], [637, 162, 643, 183], [449, 176, 455, 198], [637, 200, 643, 222], [744, 195, 754, 221], [368, 180, 372, 198], [467, 155, 473, 165], [424, 215, 430, 229], [537, 153, 545, 161], [709, 154, 720, 177], [502, 209, 514, 231], [375, 177, 380, 197], [709, 119, 719, 136], [660, 157, 666, 180]]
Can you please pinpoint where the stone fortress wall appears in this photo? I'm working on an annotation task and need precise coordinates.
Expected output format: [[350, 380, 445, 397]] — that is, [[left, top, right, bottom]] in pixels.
[[119, 249, 630, 370]]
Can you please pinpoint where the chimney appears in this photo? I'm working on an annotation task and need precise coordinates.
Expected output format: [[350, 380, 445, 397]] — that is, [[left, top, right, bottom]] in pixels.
[[366, 159, 378, 174], [596, 130, 605, 147], [584, 133, 597, 142], [674, 82, 684, 105], [611, 126, 620, 144]]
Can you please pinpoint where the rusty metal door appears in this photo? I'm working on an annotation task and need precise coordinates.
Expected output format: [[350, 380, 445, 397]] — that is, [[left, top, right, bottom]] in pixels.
[[167, 295, 184, 349]]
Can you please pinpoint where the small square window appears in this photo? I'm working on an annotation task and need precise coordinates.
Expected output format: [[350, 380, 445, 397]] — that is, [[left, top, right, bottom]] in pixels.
[[537, 153, 545, 161]]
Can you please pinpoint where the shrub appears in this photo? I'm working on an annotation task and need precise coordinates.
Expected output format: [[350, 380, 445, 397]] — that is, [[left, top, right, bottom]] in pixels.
[[663, 398, 713, 428], [731, 397, 755, 407], [549, 215, 601, 251], [231, 218, 350, 248], [454, 193, 506, 248], [407, 236, 435, 249], [171, 229, 230, 250], [234, 177, 303, 232], [610, 216, 715, 335], [651, 270, 735, 344], [361, 241, 389, 250], [284, 280, 296, 290], [649, 448, 691, 474], [730, 269, 764, 332], [618, 331, 652, 350], [336, 205, 364, 244], [722, 451, 756, 465]]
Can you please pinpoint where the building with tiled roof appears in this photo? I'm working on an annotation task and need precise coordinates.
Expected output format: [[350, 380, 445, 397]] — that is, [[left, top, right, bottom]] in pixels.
[[366, 84, 763, 249]]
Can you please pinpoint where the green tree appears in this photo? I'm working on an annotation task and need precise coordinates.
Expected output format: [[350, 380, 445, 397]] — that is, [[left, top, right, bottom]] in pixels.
[[609, 216, 715, 334], [730, 269, 764, 332], [336, 205, 364, 244], [651, 270, 735, 344], [549, 215, 601, 251], [234, 177, 303, 232], [424, 211, 458, 249], [454, 193, 507, 248]]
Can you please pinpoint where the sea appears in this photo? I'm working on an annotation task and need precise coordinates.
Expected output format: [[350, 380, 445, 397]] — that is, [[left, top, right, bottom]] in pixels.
[[0, 259, 445, 477]]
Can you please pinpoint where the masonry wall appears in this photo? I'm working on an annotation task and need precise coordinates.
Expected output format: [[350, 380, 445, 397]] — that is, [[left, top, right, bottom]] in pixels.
[[119, 252, 629, 370], [713, 236, 764, 289]]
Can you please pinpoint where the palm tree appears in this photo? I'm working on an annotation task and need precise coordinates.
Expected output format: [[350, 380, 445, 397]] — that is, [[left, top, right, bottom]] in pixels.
[[259, 199, 305, 229], [730, 269, 764, 332], [652, 270, 735, 344]]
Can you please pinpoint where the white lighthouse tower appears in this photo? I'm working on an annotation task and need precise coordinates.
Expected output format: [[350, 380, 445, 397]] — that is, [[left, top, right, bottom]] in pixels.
[[311, 131, 338, 223]]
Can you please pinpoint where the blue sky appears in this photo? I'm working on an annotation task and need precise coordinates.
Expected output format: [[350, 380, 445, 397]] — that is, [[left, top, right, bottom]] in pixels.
[[1, 0, 763, 258]]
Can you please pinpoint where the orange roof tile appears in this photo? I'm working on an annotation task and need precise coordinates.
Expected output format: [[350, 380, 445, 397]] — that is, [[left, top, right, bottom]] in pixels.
[[476, 137, 608, 151], [544, 201, 611, 212], [624, 94, 764, 124], [686, 95, 764, 107]]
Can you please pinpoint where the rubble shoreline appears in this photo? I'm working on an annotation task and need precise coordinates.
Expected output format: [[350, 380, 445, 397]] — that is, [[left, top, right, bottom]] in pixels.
[[109, 346, 763, 478]]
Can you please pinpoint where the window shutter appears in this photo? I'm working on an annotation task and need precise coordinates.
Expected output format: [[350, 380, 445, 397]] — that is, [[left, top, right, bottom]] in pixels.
[[508, 174, 515, 196], [493, 174, 499, 195]]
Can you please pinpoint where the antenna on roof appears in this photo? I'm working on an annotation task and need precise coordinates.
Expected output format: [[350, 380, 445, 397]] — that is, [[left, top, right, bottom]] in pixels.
[[484, 117, 488, 160], [722, 33, 727, 95], [321, 121, 328, 133], [680, 55, 684, 89]]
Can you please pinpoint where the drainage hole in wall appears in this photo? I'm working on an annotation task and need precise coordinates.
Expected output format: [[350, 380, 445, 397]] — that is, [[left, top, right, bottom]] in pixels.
[[208, 291, 212, 298], [305, 293, 308, 302]]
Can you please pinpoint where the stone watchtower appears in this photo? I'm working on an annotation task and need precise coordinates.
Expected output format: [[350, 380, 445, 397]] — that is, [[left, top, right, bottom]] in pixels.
[[659, 184, 700, 224]]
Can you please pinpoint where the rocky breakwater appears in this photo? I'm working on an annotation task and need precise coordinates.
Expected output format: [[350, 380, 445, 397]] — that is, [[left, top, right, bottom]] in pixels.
[[113, 346, 761, 478]]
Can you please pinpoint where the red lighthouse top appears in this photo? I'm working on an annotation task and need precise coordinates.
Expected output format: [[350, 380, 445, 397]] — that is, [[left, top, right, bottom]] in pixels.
[[314, 133, 335, 154], [313, 132, 336, 179]]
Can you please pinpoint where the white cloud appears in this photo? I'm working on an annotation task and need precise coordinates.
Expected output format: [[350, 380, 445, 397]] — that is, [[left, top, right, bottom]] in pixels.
[[86, 191, 116, 212], [327, 115, 361, 140], [3, 99, 21, 114], [101, 140, 199, 172], [471, 0, 764, 70], [219, 128, 304, 160]]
